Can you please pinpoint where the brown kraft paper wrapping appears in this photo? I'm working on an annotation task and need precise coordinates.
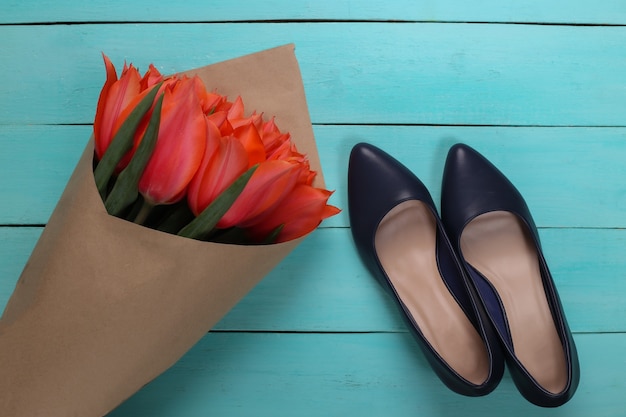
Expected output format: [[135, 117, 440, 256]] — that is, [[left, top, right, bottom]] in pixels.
[[0, 44, 323, 416]]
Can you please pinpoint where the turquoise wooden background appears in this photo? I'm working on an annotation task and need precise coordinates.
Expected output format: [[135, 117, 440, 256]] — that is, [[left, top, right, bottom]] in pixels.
[[1, 1, 625, 415]]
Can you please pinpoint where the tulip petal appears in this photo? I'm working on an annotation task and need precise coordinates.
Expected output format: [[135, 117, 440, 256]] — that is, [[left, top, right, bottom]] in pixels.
[[204, 92, 226, 114], [93, 55, 118, 152], [138, 79, 207, 205], [140, 63, 164, 90], [249, 185, 340, 242], [207, 110, 228, 130], [229, 113, 263, 131], [95, 64, 142, 159], [93, 82, 163, 199], [227, 96, 244, 120], [178, 165, 258, 240], [234, 122, 266, 167], [187, 130, 248, 216], [216, 160, 300, 229]]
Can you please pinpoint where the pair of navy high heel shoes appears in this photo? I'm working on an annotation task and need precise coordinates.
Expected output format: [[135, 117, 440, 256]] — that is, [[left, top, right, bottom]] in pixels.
[[348, 143, 579, 407]]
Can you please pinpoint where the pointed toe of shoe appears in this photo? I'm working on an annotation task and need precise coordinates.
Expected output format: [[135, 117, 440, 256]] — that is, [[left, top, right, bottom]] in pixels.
[[442, 143, 536, 242], [348, 142, 434, 251], [441, 143, 580, 407]]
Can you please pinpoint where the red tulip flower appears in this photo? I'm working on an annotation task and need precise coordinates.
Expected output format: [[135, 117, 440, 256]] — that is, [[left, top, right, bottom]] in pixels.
[[138, 77, 207, 205], [93, 55, 164, 170], [232, 122, 266, 167], [216, 160, 301, 229], [185, 91, 339, 241], [260, 117, 291, 156], [139, 63, 164, 90], [249, 185, 340, 242], [93, 54, 339, 241], [187, 125, 248, 216], [93, 55, 142, 160]]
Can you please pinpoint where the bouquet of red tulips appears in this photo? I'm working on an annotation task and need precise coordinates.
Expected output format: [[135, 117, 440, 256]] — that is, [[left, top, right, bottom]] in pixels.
[[0, 45, 337, 416], [93, 52, 338, 243]]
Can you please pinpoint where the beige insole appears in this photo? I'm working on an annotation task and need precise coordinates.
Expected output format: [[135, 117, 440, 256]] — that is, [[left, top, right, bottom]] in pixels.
[[375, 200, 489, 385], [461, 211, 567, 394]]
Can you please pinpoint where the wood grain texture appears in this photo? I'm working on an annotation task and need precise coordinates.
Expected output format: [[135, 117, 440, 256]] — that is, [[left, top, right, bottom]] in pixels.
[[1, 24, 626, 126], [104, 332, 624, 417], [2, 125, 625, 228], [2, 0, 626, 24]]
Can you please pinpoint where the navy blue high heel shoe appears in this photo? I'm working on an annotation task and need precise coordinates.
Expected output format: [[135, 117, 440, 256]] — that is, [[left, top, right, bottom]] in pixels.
[[348, 143, 504, 396], [441, 143, 580, 407]]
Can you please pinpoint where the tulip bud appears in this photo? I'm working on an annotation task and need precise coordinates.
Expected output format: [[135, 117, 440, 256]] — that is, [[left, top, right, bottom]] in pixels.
[[138, 77, 207, 206]]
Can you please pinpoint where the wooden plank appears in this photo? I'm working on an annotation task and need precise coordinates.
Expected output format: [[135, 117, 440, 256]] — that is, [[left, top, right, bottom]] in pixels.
[[0, 126, 90, 225], [221, 227, 626, 334], [0, 228, 38, 310], [2, 125, 625, 228], [104, 332, 624, 417], [2, 0, 626, 24], [2, 227, 624, 333], [1, 24, 626, 126], [320, 125, 626, 229]]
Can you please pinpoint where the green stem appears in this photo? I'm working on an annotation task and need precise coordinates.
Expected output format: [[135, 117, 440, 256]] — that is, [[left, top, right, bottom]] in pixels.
[[134, 200, 154, 225]]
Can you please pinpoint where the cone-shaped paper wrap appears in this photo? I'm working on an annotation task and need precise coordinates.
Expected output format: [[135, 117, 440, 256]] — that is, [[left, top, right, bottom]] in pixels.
[[0, 44, 323, 416]]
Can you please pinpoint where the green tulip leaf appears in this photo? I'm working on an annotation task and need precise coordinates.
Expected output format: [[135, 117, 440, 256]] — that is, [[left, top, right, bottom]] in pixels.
[[104, 93, 164, 217], [94, 82, 163, 200], [261, 224, 284, 245], [178, 165, 258, 240]]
